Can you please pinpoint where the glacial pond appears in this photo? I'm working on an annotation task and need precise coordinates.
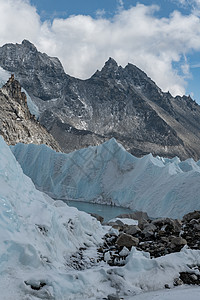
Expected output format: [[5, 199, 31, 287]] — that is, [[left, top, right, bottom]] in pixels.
[[63, 200, 133, 223]]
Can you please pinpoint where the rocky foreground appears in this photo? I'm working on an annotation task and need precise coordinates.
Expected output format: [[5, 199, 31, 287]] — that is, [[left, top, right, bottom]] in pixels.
[[66, 210, 200, 300], [95, 211, 200, 292], [101, 210, 200, 257]]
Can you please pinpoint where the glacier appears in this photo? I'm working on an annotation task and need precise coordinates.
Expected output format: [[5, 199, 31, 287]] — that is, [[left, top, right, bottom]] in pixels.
[[0, 136, 106, 299], [11, 138, 200, 219], [1, 136, 200, 299]]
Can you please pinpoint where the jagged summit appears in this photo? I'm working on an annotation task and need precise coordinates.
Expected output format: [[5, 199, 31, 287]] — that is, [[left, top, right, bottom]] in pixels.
[[0, 40, 200, 159], [0, 74, 60, 150], [91, 57, 119, 79], [103, 57, 118, 69], [2, 74, 27, 105], [21, 39, 37, 51]]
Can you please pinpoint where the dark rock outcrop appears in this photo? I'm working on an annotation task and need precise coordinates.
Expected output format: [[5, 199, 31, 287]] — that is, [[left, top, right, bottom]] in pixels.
[[1, 41, 200, 159], [0, 75, 60, 150]]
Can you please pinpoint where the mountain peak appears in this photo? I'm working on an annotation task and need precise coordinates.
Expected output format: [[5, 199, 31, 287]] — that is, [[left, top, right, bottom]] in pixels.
[[92, 57, 119, 79], [102, 57, 119, 72], [105, 57, 118, 67], [21, 39, 37, 52]]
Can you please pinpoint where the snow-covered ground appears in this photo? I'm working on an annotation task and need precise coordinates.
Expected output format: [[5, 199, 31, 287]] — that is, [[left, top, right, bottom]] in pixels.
[[1, 135, 200, 299], [125, 286, 200, 300], [108, 218, 138, 226], [11, 138, 200, 219], [0, 136, 105, 299]]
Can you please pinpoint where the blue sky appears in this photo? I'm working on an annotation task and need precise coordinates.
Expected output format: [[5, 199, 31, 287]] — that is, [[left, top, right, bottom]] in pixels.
[[29, 0, 189, 19], [28, 0, 200, 102], [0, 0, 200, 102]]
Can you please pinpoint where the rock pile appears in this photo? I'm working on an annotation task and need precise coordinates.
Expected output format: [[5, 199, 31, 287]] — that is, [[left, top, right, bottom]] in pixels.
[[181, 211, 200, 249], [98, 211, 200, 266]]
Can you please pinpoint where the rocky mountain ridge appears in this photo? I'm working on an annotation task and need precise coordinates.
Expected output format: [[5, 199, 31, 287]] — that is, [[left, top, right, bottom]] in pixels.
[[0, 40, 200, 159], [0, 74, 60, 150]]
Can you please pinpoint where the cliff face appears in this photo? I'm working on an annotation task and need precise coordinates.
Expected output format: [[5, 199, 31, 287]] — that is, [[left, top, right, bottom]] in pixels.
[[0, 40, 200, 159], [0, 75, 60, 151]]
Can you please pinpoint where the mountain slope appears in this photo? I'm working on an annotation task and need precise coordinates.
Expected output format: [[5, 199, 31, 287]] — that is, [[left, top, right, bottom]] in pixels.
[[0, 74, 60, 150], [1, 40, 200, 159], [11, 138, 200, 219]]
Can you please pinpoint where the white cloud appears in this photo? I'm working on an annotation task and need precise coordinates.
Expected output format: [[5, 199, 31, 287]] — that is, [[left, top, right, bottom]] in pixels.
[[174, 0, 200, 14], [117, 0, 124, 12], [191, 63, 200, 67], [180, 55, 191, 77], [0, 0, 41, 43], [1, 0, 200, 96], [95, 9, 106, 19]]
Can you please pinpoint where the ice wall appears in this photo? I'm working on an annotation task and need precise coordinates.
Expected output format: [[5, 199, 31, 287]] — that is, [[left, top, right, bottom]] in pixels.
[[11, 138, 200, 218]]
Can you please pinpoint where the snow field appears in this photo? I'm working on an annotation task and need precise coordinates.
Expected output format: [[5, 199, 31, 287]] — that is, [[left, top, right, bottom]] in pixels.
[[1, 136, 200, 299]]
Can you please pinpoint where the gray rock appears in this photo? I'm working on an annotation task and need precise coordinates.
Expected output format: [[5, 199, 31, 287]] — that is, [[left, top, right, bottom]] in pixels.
[[142, 223, 157, 238], [152, 218, 172, 227], [115, 219, 125, 226], [172, 219, 182, 233], [138, 219, 150, 230], [0, 75, 60, 151], [173, 278, 183, 286], [171, 237, 187, 247], [194, 223, 200, 231], [124, 225, 141, 235], [152, 218, 182, 234], [183, 211, 200, 222], [189, 219, 199, 225], [90, 213, 104, 224], [116, 233, 139, 248], [143, 223, 157, 232]]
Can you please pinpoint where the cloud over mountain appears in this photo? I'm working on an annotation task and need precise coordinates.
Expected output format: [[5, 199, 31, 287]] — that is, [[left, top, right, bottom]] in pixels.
[[1, 0, 200, 96]]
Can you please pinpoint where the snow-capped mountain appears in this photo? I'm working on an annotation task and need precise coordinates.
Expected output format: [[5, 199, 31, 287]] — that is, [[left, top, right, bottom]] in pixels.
[[1, 40, 200, 159], [11, 138, 200, 219], [0, 74, 60, 150]]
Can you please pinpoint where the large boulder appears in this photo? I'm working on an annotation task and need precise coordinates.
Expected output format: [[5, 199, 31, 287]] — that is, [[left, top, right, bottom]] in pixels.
[[116, 233, 139, 248], [170, 237, 187, 251]]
